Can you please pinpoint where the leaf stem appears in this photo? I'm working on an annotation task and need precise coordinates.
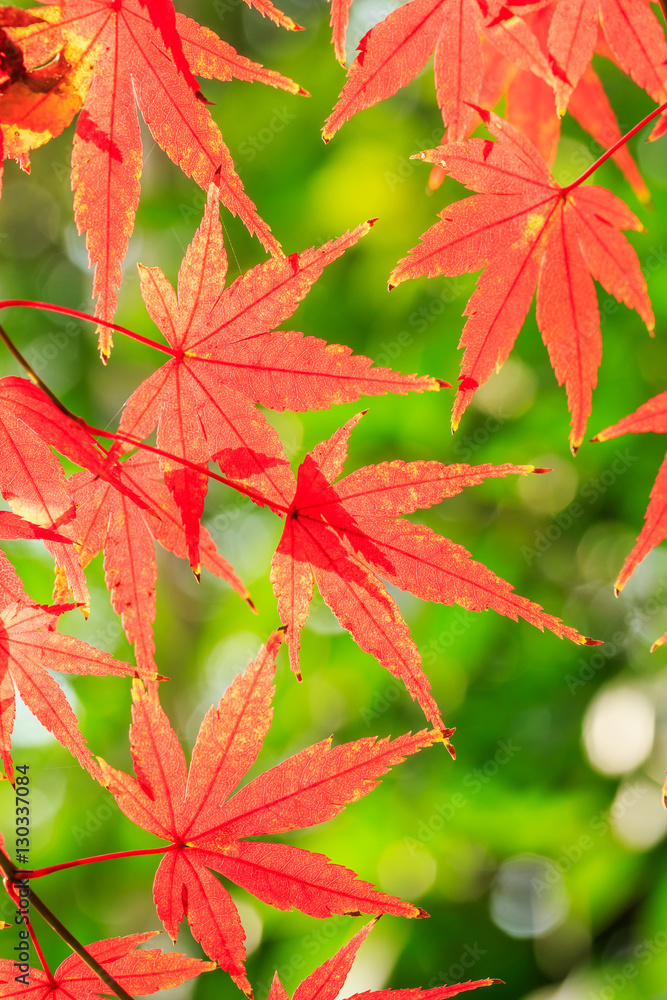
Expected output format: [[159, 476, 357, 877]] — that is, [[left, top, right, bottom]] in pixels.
[[561, 97, 667, 194], [0, 851, 134, 1000], [21, 844, 177, 879], [84, 422, 291, 514], [0, 300, 175, 356]]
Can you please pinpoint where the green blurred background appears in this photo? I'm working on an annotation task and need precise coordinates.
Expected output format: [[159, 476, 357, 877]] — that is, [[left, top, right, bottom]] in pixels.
[[2, 3, 667, 998]]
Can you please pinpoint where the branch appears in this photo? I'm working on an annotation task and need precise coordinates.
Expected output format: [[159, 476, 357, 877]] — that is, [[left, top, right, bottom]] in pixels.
[[0, 322, 79, 422], [0, 850, 135, 1000]]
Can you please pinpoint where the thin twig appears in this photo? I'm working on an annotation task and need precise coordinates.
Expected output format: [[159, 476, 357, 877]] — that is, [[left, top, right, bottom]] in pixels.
[[0, 322, 79, 421]]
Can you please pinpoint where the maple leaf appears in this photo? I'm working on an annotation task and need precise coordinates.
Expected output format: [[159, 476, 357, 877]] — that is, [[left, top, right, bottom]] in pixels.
[[0, 601, 150, 783], [322, 0, 554, 143], [0, 932, 214, 999], [116, 186, 441, 574], [389, 110, 654, 452], [592, 393, 667, 650], [270, 412, 600, 746], [544, 0, 667, 135], [265, 918, 501, 1000], [429, 8, 647, 202], [66, 451, 250, 674], [10, 0, 307, 357], [99, 630, 439, 993], [0, 6, 91, 190]]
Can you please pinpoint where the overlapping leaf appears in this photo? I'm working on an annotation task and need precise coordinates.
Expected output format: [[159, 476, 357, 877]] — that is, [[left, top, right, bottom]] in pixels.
[[0, 932, 214, 999], [270, 412, 600, 748], [117, 186, 441, 574], [0, 510, 73, 610], [0, 601, 146, 783], [593, 393, 667, 649], [323, 0, 667, 145], [0, 5, 91, 192], [66, 451, 250, 674], [0, 375, 155, 610], [543, 0, 667, 136], [426, 7, 647, 201], [5, 0, 306, 356], [323, 0, 554, 142], [100, 631, 439, 992], [389, 110, 654, 451], [267, 918, 500, 1000]]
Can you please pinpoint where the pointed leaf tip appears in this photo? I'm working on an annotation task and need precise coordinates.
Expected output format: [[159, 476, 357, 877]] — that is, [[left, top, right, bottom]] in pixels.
[[532, 468, 552, 474], [415, 907, 430, 918], [436, 379, 452, 388], [470, 103, 489, 122], [582, 637, 603, 646]]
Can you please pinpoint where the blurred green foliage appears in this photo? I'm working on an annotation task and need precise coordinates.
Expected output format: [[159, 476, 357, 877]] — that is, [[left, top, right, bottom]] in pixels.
[[2, 3, 667, 1000]]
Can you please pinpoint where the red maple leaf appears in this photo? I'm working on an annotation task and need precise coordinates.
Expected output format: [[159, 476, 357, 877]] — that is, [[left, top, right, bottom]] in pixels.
[[116, 186, 441, 574], [0, 601, 149, 783], [389, 110, 654, 452], [323, 0, 554, 143], [544, 0, 667, 135], [425, 8, 647, 202], [593, 393, 667, 649], [265, 918, 501, 1000], [66, 451, 250, 674], [8, 0, 307, 355], [270, 412, 600, 747], [0, 932, 214, 999], [99, 631, 439, 993]]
